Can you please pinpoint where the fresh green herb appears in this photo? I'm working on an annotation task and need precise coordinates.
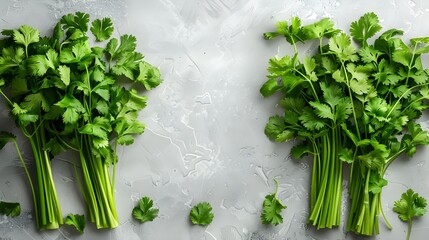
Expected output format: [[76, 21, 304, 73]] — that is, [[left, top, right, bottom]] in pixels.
[[64, 213, 86, 234], [190, 202, 214, 226], [132, 196, 159, 224], [0, 12, 162, 229], [393, 189, 427, 240], [261, 12, 429, 235], [261, 179, 286, 226], [0, 201, 21, 217]]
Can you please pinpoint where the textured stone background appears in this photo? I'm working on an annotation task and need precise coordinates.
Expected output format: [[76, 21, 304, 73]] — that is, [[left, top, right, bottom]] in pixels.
[[1, 0, 429, 239]]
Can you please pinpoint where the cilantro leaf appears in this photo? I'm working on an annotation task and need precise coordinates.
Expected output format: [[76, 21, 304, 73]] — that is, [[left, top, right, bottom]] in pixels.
[[350, 12, 382, 46], [132, 196, 159, 224], [261, 179, 287, 226], [13, 25, 40, 49], [290, 141, 312, 159], [260, 79, 281, 97], [328, 33, 359, 62], [264, 115, 287, 141], [301, 18, 339, 39], [299, 107, 326, 131], [58, 65, 70, 86], [0, 201, 21, 217], [190, 202, 214, 226], [393, 189, 427, 240], [106, 34, 137, 60], [61, 12, 90, 34], [64, 213, 85, 234], [91, 18, 114, 42], [136, 61, 163, 90], [368, 172, 388, 194]]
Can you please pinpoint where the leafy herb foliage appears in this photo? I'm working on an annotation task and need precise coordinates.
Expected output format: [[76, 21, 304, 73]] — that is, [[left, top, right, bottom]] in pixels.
[[190, 202, 214, 226], [132, 196, 159, 224], [0, 12, 162, 229], [65, 214, 86, 234], [261, 12, 429, 235], [260, 179, 287, 226], [0, 201, 21, 217], [393, 189, 427, 240]]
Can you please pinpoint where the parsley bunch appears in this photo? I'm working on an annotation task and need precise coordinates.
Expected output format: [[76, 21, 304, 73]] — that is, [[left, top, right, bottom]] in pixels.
[[261, 12, 429, 235], [0, 12, 162, 229], [0, 25, 64, 230]]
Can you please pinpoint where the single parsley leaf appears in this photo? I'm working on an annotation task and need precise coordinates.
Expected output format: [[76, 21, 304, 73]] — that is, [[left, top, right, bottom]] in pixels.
[[190, 202, 214, 226], [393, 189, 427, 240], [90, 18, 114, 42], [261, 179, 287, 226], [61, 12, 90, 34], [328, 33, 359, 62], [132, 196, 159, 224], [58, 65, 70, 86], [13, 25, 40, 49], [137, 61, 163, 90], [65, 213, 85, 234], [106, 34, 137, 60], [0, 201, 21, 217], [350, 12, 382, 46], [264, 115, 286, 141]]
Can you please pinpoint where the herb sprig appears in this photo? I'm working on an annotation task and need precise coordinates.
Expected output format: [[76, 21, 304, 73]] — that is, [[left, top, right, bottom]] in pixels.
[[393, 189, 427, 240]]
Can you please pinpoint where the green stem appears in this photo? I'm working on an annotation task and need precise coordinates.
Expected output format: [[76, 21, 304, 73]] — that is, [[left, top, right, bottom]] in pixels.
[[386, 83, 429, 118], [404, 44, 417, 86], [379, 198, 393, 230], [407, 219, 412, 240], [341, 62, 361, 140], [13, 139, 39, 229]]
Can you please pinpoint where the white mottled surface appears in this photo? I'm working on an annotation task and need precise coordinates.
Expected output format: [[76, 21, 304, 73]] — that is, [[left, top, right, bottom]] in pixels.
[[1, 0, 429, 239]]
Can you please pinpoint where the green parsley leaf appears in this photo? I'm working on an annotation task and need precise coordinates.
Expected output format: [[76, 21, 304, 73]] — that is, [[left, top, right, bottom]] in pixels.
[[58, 65, 70, 86], [350, 12, 381, 46], [61, 12, 90, 34], [190, 202, 214, 226], [106, 34, 137, 60], [290, 142, 312, 159], [394, 189, 428, 221], [132, 196, 159, 224], [13, 25, 40, 49], [0, 201, 21, 217], [137, 61, 163, 90], [264, 115, 286, 141], [328, 33, 359, 62], [65, 213, 85, 234], [393, 189, 427, 240], [261, 179, 287, 226], [338, 147, 354, 163], [90, 18, 114, 42], [368, 172, 388, 194], [260, 79, 281, 97]]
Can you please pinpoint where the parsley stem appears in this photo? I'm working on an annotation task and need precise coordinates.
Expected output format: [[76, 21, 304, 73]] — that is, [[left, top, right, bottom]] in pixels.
[[294, 69, 320, 102], [386, 83, 429, 118], [341, 62, 361, 140], [12, 139, 39, 228], [404, 43, 418, 86], [0, 90, 12, 106], [379, 199, 392, 230], [407, 219, 412, 240]]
